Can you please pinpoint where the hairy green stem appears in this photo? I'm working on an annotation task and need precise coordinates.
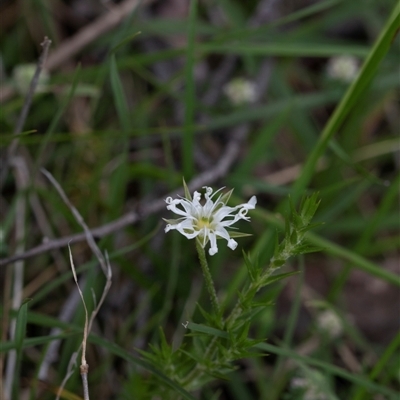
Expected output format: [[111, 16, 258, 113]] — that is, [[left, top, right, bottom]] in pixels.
[[180, 242, 222, 390], [196, 239, 220, 316]]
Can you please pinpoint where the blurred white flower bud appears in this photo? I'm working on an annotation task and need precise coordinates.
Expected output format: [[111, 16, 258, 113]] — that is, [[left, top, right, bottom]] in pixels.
[[326, 55, 359, 83], [13, 63, 49, 96], [317, 309, 343, 338], [223, 77, 257, 105], [290, 372, 329, 400]]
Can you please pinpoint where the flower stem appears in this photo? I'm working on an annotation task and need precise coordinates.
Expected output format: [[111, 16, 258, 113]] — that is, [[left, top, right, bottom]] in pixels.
[[195, 239, 220, 316]]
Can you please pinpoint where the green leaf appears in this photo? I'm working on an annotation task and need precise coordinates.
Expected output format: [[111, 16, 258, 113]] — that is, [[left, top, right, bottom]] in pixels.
[[111, 31, 142, 54], [196, 303, 222, 328], [260, 271, 299, 287], [297, 222, 325, 234], [242, 251, 260, 282], [163, 218, 182, 225], [179, 348, 204, 364], [273, 232, 280, 258], [0, 332, 79, 352], [182, 177, 192, 201], [219, 188, 234, 205], [237, 321, 251, 343], [227, 231, 252, 239], [250, 300, 274, 309], [294, 244, 324, 255], [137, 347, 160, 365], [290, 230, 298, 246], [14, 299, 31, 351], [158, 327, 173, 359], [231, 307, 267, 330], [300, 193, 321, 221], [186, 322, 227, 339], [207, 369, 234, 380], [110, 54, 130, 132], [12, 299, 31, 400], [236, 286, 258, 309], [199, 42, 370, 58], [272, 259, 286, 268]]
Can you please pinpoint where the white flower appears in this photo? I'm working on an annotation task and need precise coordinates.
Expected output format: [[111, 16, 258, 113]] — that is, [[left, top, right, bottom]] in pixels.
[[223, 77, 257, 105], [290, 373, 329, 400], [326, 55, 359, 83], [317, 309, 343, 339], [13, 63, 49, 95], [164, 186, 257, 256]]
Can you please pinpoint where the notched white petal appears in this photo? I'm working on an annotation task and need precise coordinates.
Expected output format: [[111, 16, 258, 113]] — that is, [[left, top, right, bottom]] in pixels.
[[228, 239, 237, 250], [248, 196, 257, 208], [165, 224, 172, 233], [209, 246, 218, 256]]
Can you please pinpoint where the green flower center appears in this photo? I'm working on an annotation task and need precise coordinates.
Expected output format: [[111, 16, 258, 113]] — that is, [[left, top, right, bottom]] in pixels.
[[195, 216, 214, 231]]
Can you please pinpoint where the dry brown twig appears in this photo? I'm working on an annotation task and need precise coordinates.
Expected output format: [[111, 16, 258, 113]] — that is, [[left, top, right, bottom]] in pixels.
[[67, 246, 90, 400], [41, 169, 112, 400]]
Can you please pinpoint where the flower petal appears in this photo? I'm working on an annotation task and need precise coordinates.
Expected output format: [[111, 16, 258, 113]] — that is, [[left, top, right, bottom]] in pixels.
[[215, 226, 238, 250], [228, 239, 237, 250], [208, 231, 218, 255], [248, 196, 257, 208]]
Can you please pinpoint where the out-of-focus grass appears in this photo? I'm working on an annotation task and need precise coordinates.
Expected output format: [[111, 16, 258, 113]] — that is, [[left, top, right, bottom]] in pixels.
[[1, 0, 399, 399]]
